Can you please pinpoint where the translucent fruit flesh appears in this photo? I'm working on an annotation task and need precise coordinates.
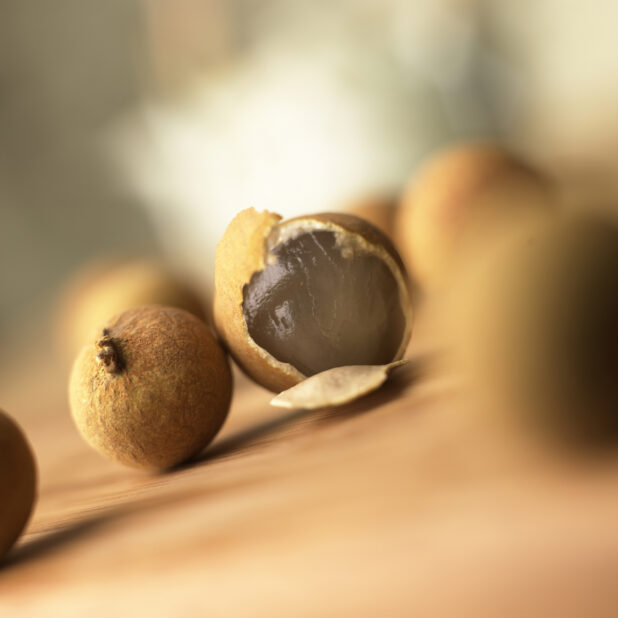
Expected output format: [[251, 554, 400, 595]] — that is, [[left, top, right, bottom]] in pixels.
[[242, 229, 405, 376]]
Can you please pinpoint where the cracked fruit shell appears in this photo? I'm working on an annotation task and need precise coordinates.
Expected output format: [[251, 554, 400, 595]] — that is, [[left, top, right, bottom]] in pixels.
[[214, 209, 413, 393]]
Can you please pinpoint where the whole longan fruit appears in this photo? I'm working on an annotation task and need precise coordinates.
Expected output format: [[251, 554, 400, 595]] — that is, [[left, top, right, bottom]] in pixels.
[[451, 214, 618, 448], [57, 258, 209, 361], [69, 306, 232, 470], [0, 410, 37, 560], [396, 143, 554, 292]]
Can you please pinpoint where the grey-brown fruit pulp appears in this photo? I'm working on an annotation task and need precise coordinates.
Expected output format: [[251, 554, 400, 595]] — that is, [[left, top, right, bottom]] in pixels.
[[242, 230, 405, 376]]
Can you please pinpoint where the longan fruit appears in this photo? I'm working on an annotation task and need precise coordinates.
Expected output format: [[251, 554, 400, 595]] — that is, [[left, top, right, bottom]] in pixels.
[[396, 143, 554, 291], [0, 410, 36, 560], [69, 306, 232, 470], [57, 258, 209, 361], [214, 209, 413, 393], [343, 193, 399, 243], [451, 214, 618, 448]]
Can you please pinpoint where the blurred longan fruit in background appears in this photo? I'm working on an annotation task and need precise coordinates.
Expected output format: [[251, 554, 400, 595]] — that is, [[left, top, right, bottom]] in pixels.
[[344, 193, 423, 302], [396, 143, 555, 292], [448, 213, 618, 450], [56, 258, 209, 362], [0, 410, 36, 561], [343, 193, 399, 244]]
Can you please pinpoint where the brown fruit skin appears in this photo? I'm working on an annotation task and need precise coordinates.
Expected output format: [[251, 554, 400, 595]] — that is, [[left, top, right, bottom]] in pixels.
[[214, 209, 413, 393], [69, 306, 232, 470], [57, 258, 209, 362], [451, 214, 618, 449], [0, 410, 37, 560], [214, 209, 294, 393], [396, 143, 554, 292]]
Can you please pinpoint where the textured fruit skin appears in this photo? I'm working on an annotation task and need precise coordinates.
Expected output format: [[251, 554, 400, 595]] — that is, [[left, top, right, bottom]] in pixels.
[[396, 143, 553, 291], [69, 306, 232, 470], [58, 258, 208, 361], [214, 208, 295, 393], [214, 209, 413, 393], [0, 410, 37, 560], [452, 214, 618, 448]]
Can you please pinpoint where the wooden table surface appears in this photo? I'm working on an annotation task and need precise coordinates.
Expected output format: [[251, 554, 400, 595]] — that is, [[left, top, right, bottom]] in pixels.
[[1, 320, 618, 617]]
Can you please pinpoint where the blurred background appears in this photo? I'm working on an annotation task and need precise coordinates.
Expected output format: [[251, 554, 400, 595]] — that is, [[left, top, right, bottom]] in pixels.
[[1, 0, 618, 359]]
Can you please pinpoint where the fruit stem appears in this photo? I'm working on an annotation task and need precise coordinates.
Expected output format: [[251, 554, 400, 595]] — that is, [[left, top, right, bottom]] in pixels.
[[96, 329, 124, 374]]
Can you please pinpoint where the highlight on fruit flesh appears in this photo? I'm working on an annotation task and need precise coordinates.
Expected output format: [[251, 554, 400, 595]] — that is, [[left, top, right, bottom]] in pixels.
[[69, 305, 232, 470], [57, 258, 209, 361], [214, 209, 413, 393], [396, 142, 554, 292], [449, 213, 618, 448], [0, 410, 37, 561]]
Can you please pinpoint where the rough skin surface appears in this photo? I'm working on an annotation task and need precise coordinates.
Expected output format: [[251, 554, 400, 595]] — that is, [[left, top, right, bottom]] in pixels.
[[213, 208, 303, 393], [69, 306, 232, 470], [0, 410, 37, 560]]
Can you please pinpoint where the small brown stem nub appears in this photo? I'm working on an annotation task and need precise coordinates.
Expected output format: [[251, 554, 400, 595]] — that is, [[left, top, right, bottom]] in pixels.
[[96, 329, 124, 374]]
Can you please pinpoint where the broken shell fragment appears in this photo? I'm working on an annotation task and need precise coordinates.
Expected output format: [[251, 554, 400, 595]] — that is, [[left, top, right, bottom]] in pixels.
[[270, 360, 409, 410], [214, 209, 413, 393]]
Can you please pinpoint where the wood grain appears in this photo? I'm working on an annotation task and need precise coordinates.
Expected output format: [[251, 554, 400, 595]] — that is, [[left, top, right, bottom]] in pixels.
[[1, 321, 618, 617]]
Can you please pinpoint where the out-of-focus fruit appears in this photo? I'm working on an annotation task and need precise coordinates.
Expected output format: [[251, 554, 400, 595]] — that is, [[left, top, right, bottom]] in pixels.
[[450, 214, 618, 448], [396, 143, 554, 292], [0, 410, 36, 560], [57, 258, 208, 361]]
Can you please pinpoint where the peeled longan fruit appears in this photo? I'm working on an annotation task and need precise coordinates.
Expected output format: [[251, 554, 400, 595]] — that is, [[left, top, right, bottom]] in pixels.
[[214, 209, 413, 393], [396, 143, 554, 291], [452, 214, 618, 447], [69, 306, 232, 470], [58, 258, 209, 361], [0, 410, 37, 560]]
